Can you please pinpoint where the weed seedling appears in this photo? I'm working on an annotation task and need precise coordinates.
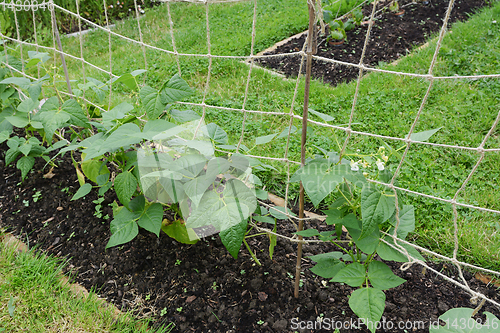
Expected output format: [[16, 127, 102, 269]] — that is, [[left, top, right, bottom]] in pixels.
[[176, 307, 183, 313], [175, 259, 181, 266], [160, 308, 167, 316], [32, 190, 42, 202]]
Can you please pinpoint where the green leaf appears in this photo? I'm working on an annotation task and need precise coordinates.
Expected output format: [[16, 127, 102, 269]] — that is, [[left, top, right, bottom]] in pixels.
[[16, 156, 35, 180], [162, 220, 198, 244], [268, 206, 296, 220], [300, 160, 345, 207], [187, 179, 256, 232], [429, 308, 499, 333], [360, 184, 395, 240], [61, 99, 90, 128], [37, 111, 70, 141], [294, 229, 320, 237], [255, 133, 278, 145], [140, 85, 166, 120], [137, 203, 163, 237], [16, 99, 37, 113], [81, 159, 110, 183], [141, 119, 176, 140], [114, 171, 138, 207], [18, 143, 32, 156], [410, 127, 442, 142], [184, 174, 214, 208], [367, 261, 406, 290], [252, 215, 275, 224], [391, 205, 415, 239], [8, 296, 15, 317], [0, 130, 9, 144], [201, 123, 228, 144], [160, 74, 194, 104], [347, 225, 380, 254], [106, 208, 140, 248], [71, 183, 92, 201], [255, 189, 268, 200], [169, 109, 200, 123], [308, 108, 335, 122], [219, 220, 247, 259], [349, 288, 386, 333], [277, 125, 297, 139], [377, 239, 426, 262], [309, 252, 345, 279], [331, 262, 366, 287], [5, 114, 29, 128], [114, 73, 139, 90], [0, 77, 31, 86]]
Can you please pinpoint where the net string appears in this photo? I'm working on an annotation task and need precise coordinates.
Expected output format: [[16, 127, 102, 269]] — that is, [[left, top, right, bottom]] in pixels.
[[1, 0, 499, 312]]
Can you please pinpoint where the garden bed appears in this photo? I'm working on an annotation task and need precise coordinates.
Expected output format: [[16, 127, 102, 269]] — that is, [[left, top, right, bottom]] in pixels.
[[255, 0, 489, 86], [0, 148, 499, 332]]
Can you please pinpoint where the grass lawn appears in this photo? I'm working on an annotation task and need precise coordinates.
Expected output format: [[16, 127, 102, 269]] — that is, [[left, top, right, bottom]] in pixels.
[[0, 233, 173, 332], [3, 0, 500, 271]]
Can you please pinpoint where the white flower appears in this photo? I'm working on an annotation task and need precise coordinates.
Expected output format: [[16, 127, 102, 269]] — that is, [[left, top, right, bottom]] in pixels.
[[361, 160, 369, 168], [376, 159, 385, 171], [382, 154, 388, 163], [350, 160, 359, 171]]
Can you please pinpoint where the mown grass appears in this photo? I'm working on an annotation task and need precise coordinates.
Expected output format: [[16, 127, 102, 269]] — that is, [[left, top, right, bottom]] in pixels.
[[0, 234, 173, 332], [4, 0, 500, 271]]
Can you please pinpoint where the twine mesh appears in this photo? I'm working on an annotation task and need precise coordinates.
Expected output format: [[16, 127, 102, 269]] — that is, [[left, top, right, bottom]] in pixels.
[[1, 0, 499, 314]]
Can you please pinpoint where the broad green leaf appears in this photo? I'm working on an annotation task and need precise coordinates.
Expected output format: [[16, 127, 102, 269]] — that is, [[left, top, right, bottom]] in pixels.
[[128, 195, 146, 213], [187, 179, 256, 232], [171, 154, 207, 178], [347, 225, 380, 254], [429, 308, 499, 333], [255, 133, 278, 145], [114, 171, 138, 207], [252, 215, 275, 224], [294, 229, 320, 237], [141, 119, 176, 140], [201, 123, 228, 144], [161, 220, 198, 244], [16, 98, 37, 113], [255, 189, 268, 200], [16, 155, 35, 180], [277, 125, 297, 139], [184, 140, 214, 156], [140, 85, 166, 120], [170, 109, 200, 123], [367, 261, 406, 290], [114, 73, 138, 90], [309, 252, 345, 279], [184, 174, 214, 208], [160, 74, 194, 104], [131, 69, 147, 76], [61, 99, 90, 128], [81, 159, 110, 183], [301, 160, 345, 207], [360, 184, 395, 240], [331, 262, 366, 287], [268, 206, 296, 220], [349, 288, 386, 333], [206, 157, 230, 179], [410, 127, 442, 142], [0, 77, 31, 86], [390, 205, 415, 239], [309, 108, 335, 122], [377, 239, 426, 262], [0, 130, 9, 144], [103, 123, 142, 153], [96, 173, 110, 186], [37, 111, 70, 141], [106, 208, 140, 248], [219, 220, 247, 259], [5, 114, 29, 128], [102, 102, 133, 125], [137, 203, 163, 236], [71, 183, 92, 201], [18, 143, 32, 156]]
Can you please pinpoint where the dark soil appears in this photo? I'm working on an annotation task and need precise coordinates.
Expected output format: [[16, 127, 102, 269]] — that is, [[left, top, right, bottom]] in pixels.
[[1, 2, 500, 332], [256, 0, 490, 86], [1, 146, 499, 333]]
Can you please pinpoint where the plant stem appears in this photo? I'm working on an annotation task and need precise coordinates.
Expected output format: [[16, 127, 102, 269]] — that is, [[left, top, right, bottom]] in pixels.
[[243, 238, 261, 266]]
